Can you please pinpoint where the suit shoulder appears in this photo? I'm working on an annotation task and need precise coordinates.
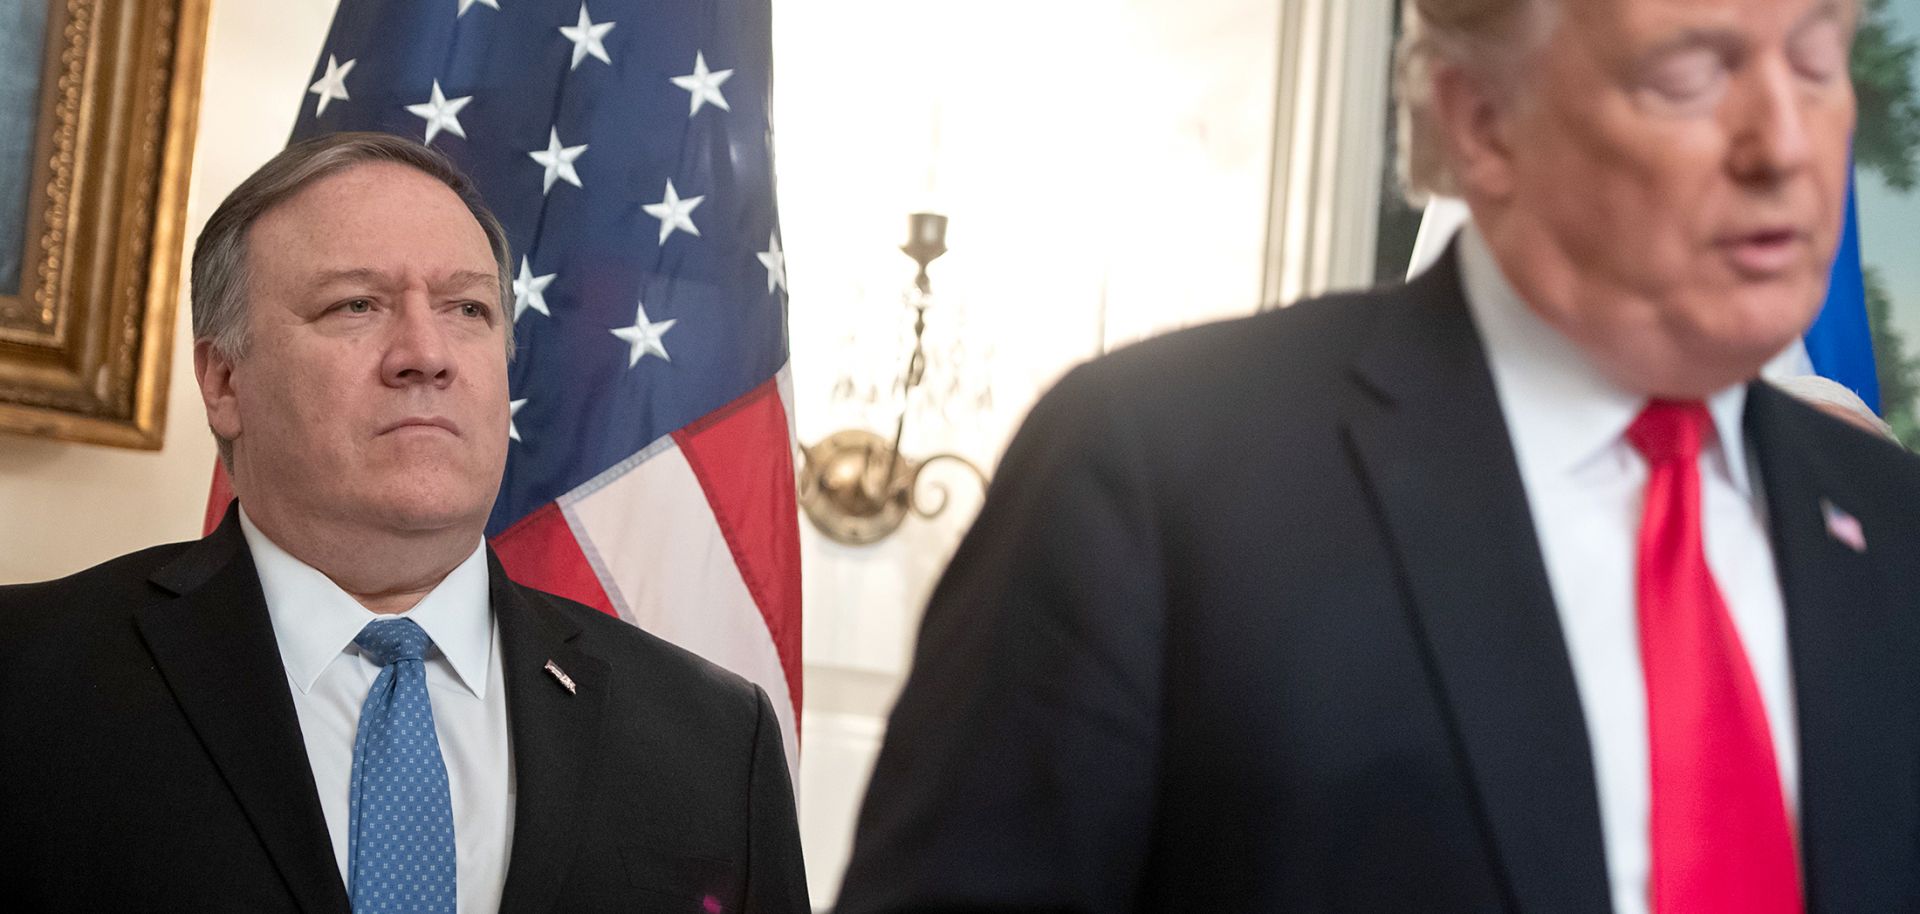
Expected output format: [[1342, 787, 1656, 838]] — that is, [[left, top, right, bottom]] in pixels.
[[1759, 381, 1920, 484], [1018, 283, 1403, 452], [0, 538, 203, 667], [1834, 425, 1920, 484], [1751, 384, 1920, 561], [512, 584, 767, 717], [1795, 406, 1920, 495], [1086, 284, 1394, 390], [0, 538, 197, 618]]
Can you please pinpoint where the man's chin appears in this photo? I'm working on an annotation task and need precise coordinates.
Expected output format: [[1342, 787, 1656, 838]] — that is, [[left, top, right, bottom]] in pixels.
[[364, 494, 495, 540], [1705, 315, 1821, 379], [1632, 337, 1803, 399]]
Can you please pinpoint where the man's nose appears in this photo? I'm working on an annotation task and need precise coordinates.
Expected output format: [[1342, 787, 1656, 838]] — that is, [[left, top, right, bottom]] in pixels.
[[1725, 57, 1816, 187], [381, 296, 457, 388]]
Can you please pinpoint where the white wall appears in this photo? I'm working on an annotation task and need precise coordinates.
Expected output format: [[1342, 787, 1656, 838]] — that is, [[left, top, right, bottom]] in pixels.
[[0, 0, 1281, 908]]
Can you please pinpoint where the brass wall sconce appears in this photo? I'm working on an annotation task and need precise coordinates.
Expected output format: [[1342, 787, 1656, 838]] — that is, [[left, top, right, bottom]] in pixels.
[[798, 213, 989, 546]]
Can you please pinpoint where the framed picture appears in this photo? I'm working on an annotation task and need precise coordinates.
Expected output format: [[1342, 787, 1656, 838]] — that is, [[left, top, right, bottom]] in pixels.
[[0, 0, 210, 449]]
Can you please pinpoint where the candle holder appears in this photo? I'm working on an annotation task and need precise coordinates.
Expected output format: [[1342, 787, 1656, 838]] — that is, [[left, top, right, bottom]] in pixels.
[[799, 213, 989, 546]]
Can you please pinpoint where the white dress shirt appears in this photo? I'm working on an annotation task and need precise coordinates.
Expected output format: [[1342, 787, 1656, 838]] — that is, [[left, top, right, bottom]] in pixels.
[[1456, 225, 1800, 914], [240, 509, 514, 914]]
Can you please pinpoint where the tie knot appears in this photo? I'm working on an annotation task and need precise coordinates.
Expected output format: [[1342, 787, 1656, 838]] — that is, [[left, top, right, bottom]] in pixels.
[[1627, 399, 1713, 465], [354, 618, 433, 666]]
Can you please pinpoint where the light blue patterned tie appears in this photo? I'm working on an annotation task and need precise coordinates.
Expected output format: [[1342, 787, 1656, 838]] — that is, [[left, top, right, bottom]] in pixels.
[[349, 619, 457, 914]]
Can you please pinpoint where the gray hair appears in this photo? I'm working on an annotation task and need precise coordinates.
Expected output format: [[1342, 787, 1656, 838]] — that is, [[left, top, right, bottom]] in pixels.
[[1770, 374, 1901, 444], [191, 131, 514, 361], [191, 132, 514, 466], [1394, 0, 1560, 201]]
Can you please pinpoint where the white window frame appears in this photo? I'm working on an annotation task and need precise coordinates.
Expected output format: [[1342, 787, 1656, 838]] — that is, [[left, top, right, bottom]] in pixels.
[[1260, 0, 1401, 307]]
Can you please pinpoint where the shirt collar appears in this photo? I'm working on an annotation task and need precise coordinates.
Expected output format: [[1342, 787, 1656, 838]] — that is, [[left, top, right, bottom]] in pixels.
[[239, 507, 494, 699], [1456, 223, 1754, 497]]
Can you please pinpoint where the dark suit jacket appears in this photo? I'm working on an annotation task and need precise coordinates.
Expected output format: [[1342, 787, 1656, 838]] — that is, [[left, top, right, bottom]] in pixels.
[[0, 507, 807, 914], [835, 251, 1920, 913]]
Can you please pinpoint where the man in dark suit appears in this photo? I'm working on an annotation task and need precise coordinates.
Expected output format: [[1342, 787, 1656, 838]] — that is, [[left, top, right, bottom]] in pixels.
[[0, 132, 806, 913], [837, 0, 1920, 912]]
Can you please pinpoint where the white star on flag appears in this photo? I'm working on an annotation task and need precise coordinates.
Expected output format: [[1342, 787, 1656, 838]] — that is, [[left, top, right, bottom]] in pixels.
[[611, 299, 677, 366], [642, 180, 703, 244], [559, 3, 616, 71], [509, 398, 528, 442], [308, 55, 354, 117], [512, 257, 557, 321], [757, 233, 786, 293], [406, 80, 472, 145], [528, 128, 587, 194], [458, 0, 500, 15], [670, 51, 733, 116]]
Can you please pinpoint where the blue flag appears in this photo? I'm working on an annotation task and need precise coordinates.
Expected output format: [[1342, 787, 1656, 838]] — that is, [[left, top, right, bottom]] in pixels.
[[1802, 169, 1880, 412]]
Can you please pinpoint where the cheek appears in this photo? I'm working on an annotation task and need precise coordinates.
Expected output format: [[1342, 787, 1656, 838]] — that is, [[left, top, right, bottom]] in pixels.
[[459, 349, 514, 444], [470, 359, 511, 419], [244, 353, 365, 443], [234, 362, 299, 430], [1810, 118, 1853, 241], [1536, 127, 1723, 277]]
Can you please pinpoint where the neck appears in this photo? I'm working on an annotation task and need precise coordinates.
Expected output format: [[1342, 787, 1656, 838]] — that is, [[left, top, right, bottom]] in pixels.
[[239, 499, 480, 615]]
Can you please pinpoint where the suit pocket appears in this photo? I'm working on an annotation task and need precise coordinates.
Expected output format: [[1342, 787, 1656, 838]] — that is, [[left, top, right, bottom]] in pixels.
[[620, 843, 743, 912]]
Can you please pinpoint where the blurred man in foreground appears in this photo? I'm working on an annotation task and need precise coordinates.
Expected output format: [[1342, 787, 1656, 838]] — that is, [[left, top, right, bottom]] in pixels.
[[838, 0, 1920, 911], [0, 132, 806, 913]]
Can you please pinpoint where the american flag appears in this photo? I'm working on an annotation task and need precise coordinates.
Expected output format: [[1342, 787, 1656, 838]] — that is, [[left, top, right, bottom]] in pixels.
[[208, 0, 802, 768]]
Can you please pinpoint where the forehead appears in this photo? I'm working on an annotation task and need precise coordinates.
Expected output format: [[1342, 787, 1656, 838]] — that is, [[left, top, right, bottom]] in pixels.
[[1565, 0, 1850, 40], [245, 161, 496, 288]]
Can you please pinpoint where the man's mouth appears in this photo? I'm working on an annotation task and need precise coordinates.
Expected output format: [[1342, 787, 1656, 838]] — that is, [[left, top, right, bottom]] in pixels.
[[382, 416, 461, 436], [1716, 227, 1808, 279]]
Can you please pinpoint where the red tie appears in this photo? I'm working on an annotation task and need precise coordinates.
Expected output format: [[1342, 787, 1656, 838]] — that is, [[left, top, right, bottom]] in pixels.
[[1628, 400, 1801, 913]]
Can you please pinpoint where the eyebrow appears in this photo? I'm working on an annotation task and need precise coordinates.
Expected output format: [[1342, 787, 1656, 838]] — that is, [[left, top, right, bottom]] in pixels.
[[438, 270, 501, 295], [1638, 27, 1745, 64], [1635, 0, 1850, 63], [1790, 0, 1852, 38], [307, 267, 499, 296]]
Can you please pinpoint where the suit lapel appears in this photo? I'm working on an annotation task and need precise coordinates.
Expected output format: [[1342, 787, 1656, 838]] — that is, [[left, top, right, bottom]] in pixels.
[[134, 509, 349, 914], [492, 552, 611, 914], [1745, 383, 1919, 912], [1342, 252, 1612, 914]]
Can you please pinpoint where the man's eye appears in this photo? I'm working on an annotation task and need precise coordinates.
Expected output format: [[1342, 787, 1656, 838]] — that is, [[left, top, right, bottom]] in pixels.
[[1788, 20, 1847, 82], [342, 299, 372, 314], [459, 302, 490, 319], [1644, 48, 1728, 107]]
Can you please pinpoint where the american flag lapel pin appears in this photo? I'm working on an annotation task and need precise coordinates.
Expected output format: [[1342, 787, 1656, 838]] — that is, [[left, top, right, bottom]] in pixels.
[[1821, 498, 1867, 553], [544, 659, 578, 694]]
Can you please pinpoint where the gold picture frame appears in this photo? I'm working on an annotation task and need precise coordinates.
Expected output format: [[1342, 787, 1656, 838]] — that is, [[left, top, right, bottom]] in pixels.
[[0, 0, 210, 449]]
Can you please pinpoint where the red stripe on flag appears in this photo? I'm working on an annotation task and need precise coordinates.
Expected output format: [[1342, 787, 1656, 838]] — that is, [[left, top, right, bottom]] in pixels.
[[205, 462, 236, 536], [491, 502, 618, 617], [672, 378, 804, 712]]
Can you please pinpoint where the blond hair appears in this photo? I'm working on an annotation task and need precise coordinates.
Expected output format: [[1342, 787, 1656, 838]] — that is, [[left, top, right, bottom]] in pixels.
[[1394, 0, 1558, 201]]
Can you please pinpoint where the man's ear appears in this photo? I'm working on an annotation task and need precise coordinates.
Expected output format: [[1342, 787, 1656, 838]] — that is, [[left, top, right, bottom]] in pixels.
[[195, 338, 242, 441], [1431, 62, 1519, 202]]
